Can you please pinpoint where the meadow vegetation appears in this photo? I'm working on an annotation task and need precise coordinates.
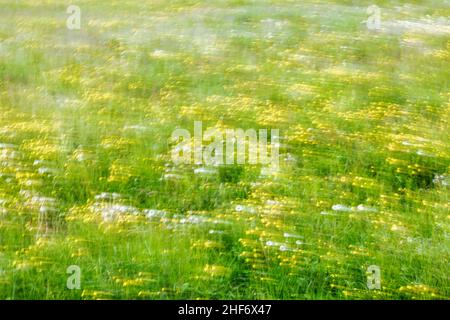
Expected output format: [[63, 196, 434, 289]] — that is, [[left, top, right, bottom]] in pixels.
[[0, 0, 448, 299]]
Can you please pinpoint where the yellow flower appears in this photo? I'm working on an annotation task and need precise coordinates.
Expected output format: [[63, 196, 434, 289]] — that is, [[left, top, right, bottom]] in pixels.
[[203, 264, 230, 277]]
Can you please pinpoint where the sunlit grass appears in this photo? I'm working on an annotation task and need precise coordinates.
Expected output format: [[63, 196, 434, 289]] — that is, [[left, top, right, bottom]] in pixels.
[[0, 0, 448, 299]]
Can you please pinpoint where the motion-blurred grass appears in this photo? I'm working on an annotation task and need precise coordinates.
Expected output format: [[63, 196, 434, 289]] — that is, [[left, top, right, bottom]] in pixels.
[[0, 0, 449, 299]]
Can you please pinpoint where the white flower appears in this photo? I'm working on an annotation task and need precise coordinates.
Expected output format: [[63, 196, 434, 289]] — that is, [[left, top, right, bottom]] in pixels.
[[283, 232, 303, 239], [93, 204, 139, 222], [75, 152, 88, 162], [235, 205, 256, 214], [161, 173, 182, 180], [212, 219, 232, 225], [209, 230, 225, 235], [33, 160, 45, 166], [143, 209, 167, 219], [180, 215, 208, 225], [356, 204, 378, 212], [95, 192, 122, 201], [38, 167, 56, 175], [433, 174, 449, 186], [31, 196, 57, 205], [260, 166, 278, 177], [123, 125, 147, 132], [194, 167, 217, 175], [39, 206, 57, 214], [401, 140, 415, 146], [416, 150, 432, 157], [265, 240, 282, 247], [331, 204, 352, 212], [284, 153, 297, 162], [320, 211, 336, 216], [152, 49, 170, 58], [0, 143, 16, 149]]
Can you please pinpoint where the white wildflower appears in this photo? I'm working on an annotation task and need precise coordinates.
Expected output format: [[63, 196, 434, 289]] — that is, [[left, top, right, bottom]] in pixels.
[[356, 204, 378, 212], [194, 167, 217, 175], [331, 204, 352, 212]]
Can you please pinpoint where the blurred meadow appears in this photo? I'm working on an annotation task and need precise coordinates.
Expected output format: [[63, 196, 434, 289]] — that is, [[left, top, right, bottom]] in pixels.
[[0, 0, 449, 299]]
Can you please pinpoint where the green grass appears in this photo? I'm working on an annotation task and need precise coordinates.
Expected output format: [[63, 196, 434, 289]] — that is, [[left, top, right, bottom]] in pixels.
[[0, 0, 449, 299]]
